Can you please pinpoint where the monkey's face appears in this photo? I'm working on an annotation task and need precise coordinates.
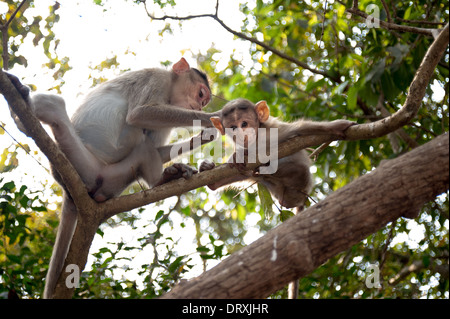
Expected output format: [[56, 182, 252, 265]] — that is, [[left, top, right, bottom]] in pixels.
[[222, 110, 259, 149], [170, 72, 211, 111]]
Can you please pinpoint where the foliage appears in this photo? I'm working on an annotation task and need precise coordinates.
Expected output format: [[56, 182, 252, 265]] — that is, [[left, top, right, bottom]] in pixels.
[[0, 0, 71, 91], [0, 177, 56, 299], [179, 0, 450, 299], [0, 0, 448, 299]]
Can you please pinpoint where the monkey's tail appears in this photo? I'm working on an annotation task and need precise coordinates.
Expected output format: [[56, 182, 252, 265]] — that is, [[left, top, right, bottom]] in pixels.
[[43, 193, 78, 299]]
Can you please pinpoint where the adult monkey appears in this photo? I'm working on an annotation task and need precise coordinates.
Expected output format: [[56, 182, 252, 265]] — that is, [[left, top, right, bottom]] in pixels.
[[8, 58, 219, 298]]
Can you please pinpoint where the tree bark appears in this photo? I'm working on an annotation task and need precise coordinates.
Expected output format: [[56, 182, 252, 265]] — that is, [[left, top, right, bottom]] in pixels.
[[162, 133, 449, 298]]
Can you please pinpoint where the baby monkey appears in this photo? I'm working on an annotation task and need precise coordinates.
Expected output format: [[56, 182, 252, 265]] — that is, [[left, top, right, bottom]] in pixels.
[[200, 98, 354, 211]]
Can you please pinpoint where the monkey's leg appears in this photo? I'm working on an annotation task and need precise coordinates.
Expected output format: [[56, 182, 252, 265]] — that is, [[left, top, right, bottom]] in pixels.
[[294, 120, 355, 138], [91, 137, 164, 202], [43, 193, 77, 299], [32, 94, 103, 190]]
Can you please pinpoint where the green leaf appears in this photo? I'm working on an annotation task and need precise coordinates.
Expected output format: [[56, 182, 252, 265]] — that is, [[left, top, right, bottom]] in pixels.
[[258, 184, 274, 220], [280, 210, 295, 222], [334, 80, 349, 95], [2, 181, 15, 192], [347, 86, 358, 110], [7, 254, 22, 264], [422, 256, 430, 268], [155, 210, 164, 221], [196, 246, 209, 253], [403, 6, 412, 20], [305, 78, 326, 93], [96, 228, 105, 237], [365, 58, 386, 83]]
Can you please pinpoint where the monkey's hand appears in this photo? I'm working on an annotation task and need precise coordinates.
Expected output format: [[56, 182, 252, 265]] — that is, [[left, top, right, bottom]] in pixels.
[[155, 163, 198, 186], [191, 127, 218, 147], [329, 120, 356, 138]]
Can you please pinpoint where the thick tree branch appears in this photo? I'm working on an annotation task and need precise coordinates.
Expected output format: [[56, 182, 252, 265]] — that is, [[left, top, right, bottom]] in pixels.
[[162, 133, 449, 298]]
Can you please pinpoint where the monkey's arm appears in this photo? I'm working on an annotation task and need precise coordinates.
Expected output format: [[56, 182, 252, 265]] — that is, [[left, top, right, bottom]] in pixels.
[[127, 104, 221, 129], [158, 128, 218, 163], [282, 119, 355, 139]]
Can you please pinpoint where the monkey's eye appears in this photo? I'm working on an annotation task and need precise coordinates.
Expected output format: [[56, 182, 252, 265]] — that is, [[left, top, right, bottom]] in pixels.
[[199, 88, 208, 99], [241, 121, 248, 128], [199, 88, 210, 107], [231, 125, 237, 131]]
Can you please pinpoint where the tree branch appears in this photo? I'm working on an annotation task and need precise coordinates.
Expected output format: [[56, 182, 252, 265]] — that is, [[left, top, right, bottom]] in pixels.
[[162, 133, 449, 298], [0, 1, 29, 71], [389, 257, 450, 286], [143, 2, 340, 82], [346, 6, 443, 37]]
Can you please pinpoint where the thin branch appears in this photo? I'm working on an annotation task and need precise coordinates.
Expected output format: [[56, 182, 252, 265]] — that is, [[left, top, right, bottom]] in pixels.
[[3, 0, 28, 29], [380, 0, 392, 24], [309, 142, 331, 161], [144, 2, 340, 82], [346, 6, 441, 37], [345, 23, 449, 140], [388, 258, 450, 285], [395, 18, 448, 26], [0, 0, 28, 70]]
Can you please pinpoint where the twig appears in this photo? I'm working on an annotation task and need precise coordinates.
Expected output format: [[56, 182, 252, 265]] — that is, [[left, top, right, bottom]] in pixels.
[[0, 123, 50, 174], [309, 142, 331, 161], [379, 220, 397, 273], [0, 0, 29, 70], [346, 6, 440, 37], [380, 0, 392, 23], [143, 1, 339, 82]]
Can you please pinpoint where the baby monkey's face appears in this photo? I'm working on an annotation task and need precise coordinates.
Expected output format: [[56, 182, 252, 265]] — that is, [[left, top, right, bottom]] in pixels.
[[222, 109, 259, 149]]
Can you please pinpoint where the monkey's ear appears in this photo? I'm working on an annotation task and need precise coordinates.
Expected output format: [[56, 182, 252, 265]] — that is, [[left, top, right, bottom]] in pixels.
[[210, 117, 225, 135], [255, 101, 270, 122], [172, 57, 190, 74]]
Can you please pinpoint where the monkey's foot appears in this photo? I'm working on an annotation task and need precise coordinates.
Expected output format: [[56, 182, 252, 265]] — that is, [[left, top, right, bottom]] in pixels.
[[329, 120, 356, 138], [33, 94, 70, 126], [199, 160, 216, 172], [155, 163, 198, 186]]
